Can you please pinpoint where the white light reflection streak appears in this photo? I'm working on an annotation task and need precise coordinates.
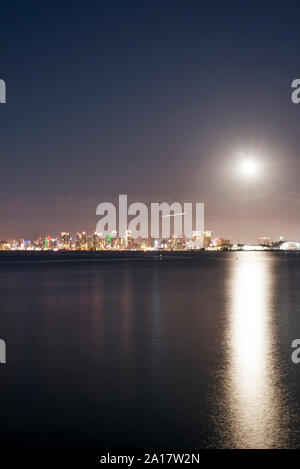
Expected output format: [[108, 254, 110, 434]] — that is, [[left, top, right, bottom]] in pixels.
[[226, 255, 282, 448]]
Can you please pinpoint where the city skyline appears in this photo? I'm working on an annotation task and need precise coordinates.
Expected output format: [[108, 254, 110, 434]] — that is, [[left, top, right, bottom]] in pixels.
[[0, 228, 293, 252]]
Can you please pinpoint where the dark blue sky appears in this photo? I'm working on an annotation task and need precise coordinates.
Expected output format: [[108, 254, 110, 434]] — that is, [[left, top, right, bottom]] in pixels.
[[1, 0, 300, 241]]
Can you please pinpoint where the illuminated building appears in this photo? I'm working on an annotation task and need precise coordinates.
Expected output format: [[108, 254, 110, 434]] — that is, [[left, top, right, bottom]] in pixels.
[[160, 240, 168, 250], [203, 231, 212, 248], [217, 237, 230, 248], [81, 232, 87, 250], [258, 237, 272, 247], [44, 235, 52, 249], [75, 233, 82, 250], [61, 232, 71, 250], [125, 230, 132, 249], [280, 241, 300, 250], [74, 232, 88, 250], [192, 231, 203, 249], [90, 232, 99, 250]]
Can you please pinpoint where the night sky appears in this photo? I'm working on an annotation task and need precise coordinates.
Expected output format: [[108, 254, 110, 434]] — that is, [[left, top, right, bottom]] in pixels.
[[1, 0, 300, 242]]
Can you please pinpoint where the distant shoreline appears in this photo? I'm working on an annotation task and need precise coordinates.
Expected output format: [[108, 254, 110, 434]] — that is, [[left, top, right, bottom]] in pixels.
[[0, 249, 299, 264]]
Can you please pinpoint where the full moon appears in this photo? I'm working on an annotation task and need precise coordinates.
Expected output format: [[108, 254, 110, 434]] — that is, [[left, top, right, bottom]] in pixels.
[[241, 160, 257, 176]]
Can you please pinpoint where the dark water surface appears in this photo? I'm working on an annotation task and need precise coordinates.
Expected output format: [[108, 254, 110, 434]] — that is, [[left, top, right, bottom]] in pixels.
[[1, 251, 300, 448]]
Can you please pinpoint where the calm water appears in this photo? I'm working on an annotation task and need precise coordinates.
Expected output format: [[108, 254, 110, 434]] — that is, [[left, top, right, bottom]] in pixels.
[[1, 251, 300, 449]]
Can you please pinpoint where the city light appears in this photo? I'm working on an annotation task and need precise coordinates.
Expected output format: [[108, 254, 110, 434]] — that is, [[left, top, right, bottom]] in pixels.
[[0, 231, 295, 252]]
